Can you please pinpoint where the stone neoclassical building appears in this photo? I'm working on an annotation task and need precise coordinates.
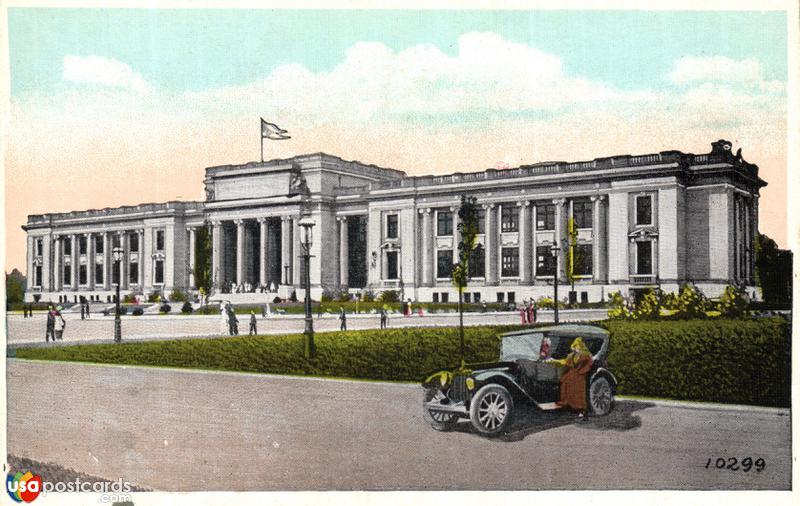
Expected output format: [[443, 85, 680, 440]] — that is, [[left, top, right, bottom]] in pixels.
[[23, 139, 764, 304]]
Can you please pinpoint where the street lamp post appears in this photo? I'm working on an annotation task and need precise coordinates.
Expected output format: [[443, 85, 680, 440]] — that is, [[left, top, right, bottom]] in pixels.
[[299, 217, 316, 359], [112, 246, 124, 342]]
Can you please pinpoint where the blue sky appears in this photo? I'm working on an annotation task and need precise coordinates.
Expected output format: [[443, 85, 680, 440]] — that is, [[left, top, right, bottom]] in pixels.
[[8, 9, 787, 96]]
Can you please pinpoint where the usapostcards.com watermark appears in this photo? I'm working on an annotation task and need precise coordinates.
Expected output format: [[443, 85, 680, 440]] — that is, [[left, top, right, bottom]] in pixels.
[[7, 470, 133, 503]]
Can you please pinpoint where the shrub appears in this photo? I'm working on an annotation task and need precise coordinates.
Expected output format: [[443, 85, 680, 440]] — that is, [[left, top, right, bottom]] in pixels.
[[169, 289, 187, 302], [604, 318, 790, 407], [377, 290, 400, 303], [337, 290, 351, 302], [632, 289, 660, 320], [675, 283, 709, 319], [717, 284, 749, 317], [272, 296, 283, 304], [181, 301, 193, 314], [361, 289, 375, 302], [159, 304, 171, 314], [132, 308, 144, 316], [320, 289, 334, 303], [607, 291, 631, 320], [148, 292, 161, 303], [122, 294, 136, 304]]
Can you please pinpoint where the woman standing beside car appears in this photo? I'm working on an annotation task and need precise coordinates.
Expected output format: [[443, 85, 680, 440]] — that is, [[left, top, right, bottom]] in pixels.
[[547, 337, 593, 418]]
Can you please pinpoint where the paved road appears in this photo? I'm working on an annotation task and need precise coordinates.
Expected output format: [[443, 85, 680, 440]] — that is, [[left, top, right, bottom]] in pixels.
[[6, 309, 607, 346], [6, 360, 790, 490]]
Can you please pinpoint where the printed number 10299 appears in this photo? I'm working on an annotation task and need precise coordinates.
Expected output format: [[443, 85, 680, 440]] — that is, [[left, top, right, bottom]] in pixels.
[[706, 457, 765, 472]]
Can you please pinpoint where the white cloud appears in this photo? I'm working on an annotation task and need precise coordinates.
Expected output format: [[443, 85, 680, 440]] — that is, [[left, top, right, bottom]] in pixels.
[[62, 55, 151, 94], [668, 56, 765, 85]]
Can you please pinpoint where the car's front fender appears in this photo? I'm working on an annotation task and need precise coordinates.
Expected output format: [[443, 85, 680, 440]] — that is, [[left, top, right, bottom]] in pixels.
[[472, 370, 534, 403]]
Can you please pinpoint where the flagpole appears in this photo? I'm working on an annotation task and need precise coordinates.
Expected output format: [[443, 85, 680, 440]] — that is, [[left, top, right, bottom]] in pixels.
[[260, 134, 264, 163]]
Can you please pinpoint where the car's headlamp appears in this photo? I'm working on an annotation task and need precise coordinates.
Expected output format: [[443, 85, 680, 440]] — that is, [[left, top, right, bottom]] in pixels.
[[439, 372, 451, 387], [465, 377, 475, 390]]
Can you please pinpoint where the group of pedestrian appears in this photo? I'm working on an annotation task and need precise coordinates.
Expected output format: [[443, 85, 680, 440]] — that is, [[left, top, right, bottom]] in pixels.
[[219, 301, 240, 336], [45, 304, 66, 342], [79, 297, 91, 320], [21, 302, 34, 318], [519, 300, 538, 324]]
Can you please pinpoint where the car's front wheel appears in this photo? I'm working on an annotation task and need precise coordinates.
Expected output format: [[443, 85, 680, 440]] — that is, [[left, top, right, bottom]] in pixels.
[[470, 384, 514, 435], [589, 376, 615, 416], [422, 388, 459, 431]]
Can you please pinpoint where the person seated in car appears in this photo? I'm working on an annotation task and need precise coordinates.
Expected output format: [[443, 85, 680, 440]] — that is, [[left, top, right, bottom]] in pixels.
[[546, 337, 593, 418], [539, 336, 551, 360]]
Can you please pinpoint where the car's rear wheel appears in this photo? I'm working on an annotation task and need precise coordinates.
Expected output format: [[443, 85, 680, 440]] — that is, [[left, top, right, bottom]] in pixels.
[[422, 387, 459, 431], [589, 376, 615, 416], [470, 384, 514, 435]]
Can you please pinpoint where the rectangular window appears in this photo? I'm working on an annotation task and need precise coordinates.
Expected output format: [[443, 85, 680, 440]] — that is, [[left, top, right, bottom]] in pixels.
[[501, 247, 519, 277], [573, 200, 593, 229], [35, 239, 43, 257], [34, 265, 42, 287], [432, 292, 439, 303], [536, 245, 556, 276], [156, 230, 165, 251], [437, 210, 453, 236], [129, 233, 139, 251], [463, 293, 471, 304], [95, 264, 104, 285], [436, 250, 453, 278], [63, 265, 71, 286], [155, 260, 165, 283], [386, 214, 398, 239], [386, 251, 398, 280], [636, 195, 653, 225], [507, 292, 516, 304], [63, 238, 72, 256], [473, 292, 481, 302], [501, 205, 519, 232], [79, 265, 87, 285], [636, 241, 653, 275], [468, 247, 485, 278], [112, 234, 121, 248], [129, 262, 139, 284], [536, 203, 555, 231], [441, 292, 449, 303], [575, 243, 594, 276], [95, 236, 104, 254], [496, 292, 505, 303], [476, 208, 486, 234], [79, 236, 87, 255]]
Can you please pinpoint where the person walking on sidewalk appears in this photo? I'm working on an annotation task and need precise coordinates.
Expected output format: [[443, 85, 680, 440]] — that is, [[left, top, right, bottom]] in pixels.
[[339, 307, 347, 331], [45, 305, 56, 342], [249, 310, 258, 336], [54, 308, 66, 341]]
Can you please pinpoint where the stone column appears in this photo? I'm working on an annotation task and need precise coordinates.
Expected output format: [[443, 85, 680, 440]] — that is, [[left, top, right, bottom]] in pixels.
[[122, 232, 131, 290], [137, 229, 145, 290], [70, 234, 78, 291], [86, 233, 94, 289], [591, 195, 607, 282], [338, 216, 349, 288], [484, 204, 498, 284], [281, 217, 292, 285], [607, 192, 629, 283], [257, 219, 267, 287], [451, 205, 460, 260], [211, 221, 222, 290], [53, 236, 61, 291], [420, 208, 432, 286], [553, 198, 567, 282], [518, 201, 531, 283], [188, 227, 197, 289]]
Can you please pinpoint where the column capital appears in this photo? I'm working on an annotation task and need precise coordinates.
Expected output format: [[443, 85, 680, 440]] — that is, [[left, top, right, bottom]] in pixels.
[[281, 215, 292, 223], [449, 206, 457, 212], [234, 219, 244, 226], [552, 198, 567, 206], [256, 217, 267, 224], [481, 203, 496, 210], [210, 220, 222, 227], [418, 207, 432, 215], [590, 194, 607, 202], [516, 200, 530, 207], [336, 215, 348, 222]]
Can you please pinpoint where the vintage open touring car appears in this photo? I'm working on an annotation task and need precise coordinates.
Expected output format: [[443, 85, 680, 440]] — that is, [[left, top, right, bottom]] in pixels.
[[422, 324, 617, 435]]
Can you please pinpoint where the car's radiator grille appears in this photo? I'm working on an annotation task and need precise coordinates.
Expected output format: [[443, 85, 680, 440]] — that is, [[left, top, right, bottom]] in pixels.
[[449, 375, 469, 403]]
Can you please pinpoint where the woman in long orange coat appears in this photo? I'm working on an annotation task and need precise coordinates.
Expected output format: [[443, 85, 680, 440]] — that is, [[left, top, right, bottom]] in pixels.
[[547, 337, 594, 418]]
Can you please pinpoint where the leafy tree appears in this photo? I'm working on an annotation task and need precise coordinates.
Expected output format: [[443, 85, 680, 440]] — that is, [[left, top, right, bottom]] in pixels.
[[452, 195, 480, 366], [6, 269, 26, 305], [193, 224, 213, 306], [755, 233, 792, 305]]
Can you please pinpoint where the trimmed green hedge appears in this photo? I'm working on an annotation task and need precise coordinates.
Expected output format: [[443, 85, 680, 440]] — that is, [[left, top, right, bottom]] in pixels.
[[603, 318, 790, 407], [15, 318, 790, 407]]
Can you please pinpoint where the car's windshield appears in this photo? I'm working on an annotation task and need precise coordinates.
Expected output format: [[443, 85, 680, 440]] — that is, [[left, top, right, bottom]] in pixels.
[[501, 332, 543, 361]]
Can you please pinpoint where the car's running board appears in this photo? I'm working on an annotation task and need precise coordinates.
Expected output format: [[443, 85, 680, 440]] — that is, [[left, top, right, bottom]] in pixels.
[[537, 402, 561, 411], [425, 402, 468, 414]]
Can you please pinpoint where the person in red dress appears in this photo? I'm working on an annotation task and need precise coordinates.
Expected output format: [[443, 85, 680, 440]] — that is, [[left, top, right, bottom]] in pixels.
[[547, 337, 594, 418]]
